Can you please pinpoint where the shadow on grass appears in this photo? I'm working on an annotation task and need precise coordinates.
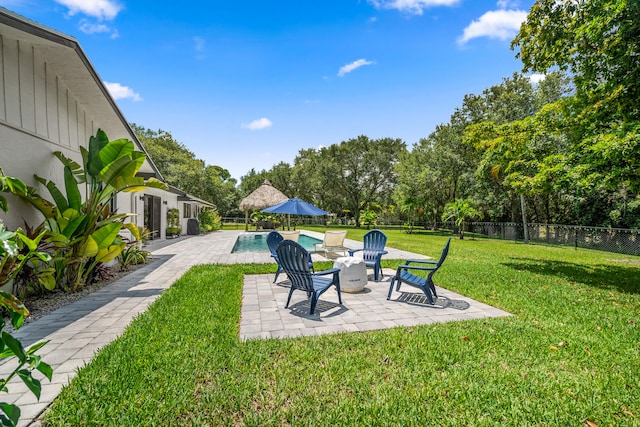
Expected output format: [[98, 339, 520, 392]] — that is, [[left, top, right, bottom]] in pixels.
[[501, 258, 640, 294]]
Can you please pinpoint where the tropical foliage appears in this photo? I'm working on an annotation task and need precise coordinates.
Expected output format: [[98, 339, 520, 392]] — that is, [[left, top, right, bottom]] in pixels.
[[0, 291, 52, 427], [117, 244, 151, 271], [0, 191, 52, 427], [442, 199, 482, 239], [235, 1, 640, 229], [119, 2, 640, 231], [198, 208, 222, 232], [1, 130, 167, 290], [132, 124, 241, 216]]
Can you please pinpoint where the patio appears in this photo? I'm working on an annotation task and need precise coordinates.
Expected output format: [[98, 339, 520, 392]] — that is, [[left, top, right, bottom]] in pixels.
[[1, 230, 510, 426]]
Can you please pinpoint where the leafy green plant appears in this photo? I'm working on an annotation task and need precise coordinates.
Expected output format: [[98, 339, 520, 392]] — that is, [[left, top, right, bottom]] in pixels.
[[138, 227, 151, 244], [249, 212, 278, 230], [0, 196, 52, 427], [0, 172, 55, 298], [0, 291, 53, 427], [358, 209, 378, 229], [0, 225, 55, 299], [198, 208, 221, 232], [0, 169, 27, 214], [2, 130, 167, 289], [442, 199, 482, 239], [166, 209, 181, 237], [117, 245, 150, 271]]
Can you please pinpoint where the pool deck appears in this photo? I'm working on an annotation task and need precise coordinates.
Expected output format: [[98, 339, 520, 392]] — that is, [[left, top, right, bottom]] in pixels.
[[0, 229, 511, 426]]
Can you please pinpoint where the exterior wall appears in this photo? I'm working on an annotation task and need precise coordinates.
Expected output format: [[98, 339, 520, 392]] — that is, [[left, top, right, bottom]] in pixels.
[[0, 34, 97, 152], [134, 187, 179, 240], [0, 34, 104, 230], [179, 201, 193, 234], [0, 25, 181, 243]]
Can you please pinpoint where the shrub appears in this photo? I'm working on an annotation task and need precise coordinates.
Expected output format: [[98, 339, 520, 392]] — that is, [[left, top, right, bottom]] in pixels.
[[0, 189, 52, 427], [199, 208, 221, 232], [1, 130, 167, 290], [118, 245, 151, 271]]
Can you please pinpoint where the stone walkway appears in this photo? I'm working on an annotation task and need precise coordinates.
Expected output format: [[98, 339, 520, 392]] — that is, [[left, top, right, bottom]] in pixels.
[[0, 230, 511, 426]]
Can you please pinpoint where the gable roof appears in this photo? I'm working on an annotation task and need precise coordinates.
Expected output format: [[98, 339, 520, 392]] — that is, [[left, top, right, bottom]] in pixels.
[[0, 7, 164, 181]]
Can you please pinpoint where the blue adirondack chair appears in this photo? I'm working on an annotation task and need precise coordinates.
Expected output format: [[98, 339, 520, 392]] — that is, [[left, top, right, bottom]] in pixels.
[[348, 229, 388, 281], [276, 240, 342, 315], [266, 231, 313, 283], [387, 238, 451, 304]]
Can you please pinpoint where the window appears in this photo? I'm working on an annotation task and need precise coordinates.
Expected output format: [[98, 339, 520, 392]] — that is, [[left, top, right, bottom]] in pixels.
[[183, 203, 192, 218]]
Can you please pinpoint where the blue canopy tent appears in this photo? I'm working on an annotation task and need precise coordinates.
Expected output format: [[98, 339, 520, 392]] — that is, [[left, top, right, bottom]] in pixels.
[[262, 198, 328, 229]]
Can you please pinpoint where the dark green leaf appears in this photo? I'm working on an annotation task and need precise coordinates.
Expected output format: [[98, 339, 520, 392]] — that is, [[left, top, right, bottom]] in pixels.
[[0, 402, 20, 427], [17, 370, 41, 400], [35, 361, 53, 381], [1, 333, 26, 363], [64, 165, 82, 211]]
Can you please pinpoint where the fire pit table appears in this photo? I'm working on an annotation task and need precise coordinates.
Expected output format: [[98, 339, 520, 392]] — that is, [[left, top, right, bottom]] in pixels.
[[333, 256, 368, 293]]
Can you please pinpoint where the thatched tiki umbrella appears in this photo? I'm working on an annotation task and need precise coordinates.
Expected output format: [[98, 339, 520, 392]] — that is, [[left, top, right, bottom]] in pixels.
[[239, 180, 288, 231]]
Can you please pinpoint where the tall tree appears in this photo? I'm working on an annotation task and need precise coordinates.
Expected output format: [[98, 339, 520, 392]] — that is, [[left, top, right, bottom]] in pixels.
[[512, 0, 640, 193], [313, 136, 406, 227], [131, 124, 240, 215]]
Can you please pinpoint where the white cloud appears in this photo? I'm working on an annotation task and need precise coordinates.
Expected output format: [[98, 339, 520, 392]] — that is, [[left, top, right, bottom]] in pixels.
[[529, 73, 546, 84], [104, 82, 142, 102], [193, 36, 206, 52], [368, 0, 460, 15], [305, 99, 320, 104], [193, 36, 206, 60], [243, 118, 272, 130], [338, 59, 374, 77], [496, 0, 517, 8], [457, 9, 528, 45], [55, 0, 122, 20], [79, 19, 118, 38]]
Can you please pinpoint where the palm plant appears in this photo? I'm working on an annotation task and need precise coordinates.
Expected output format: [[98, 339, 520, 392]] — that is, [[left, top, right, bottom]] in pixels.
[[442, 199, 482, 239]]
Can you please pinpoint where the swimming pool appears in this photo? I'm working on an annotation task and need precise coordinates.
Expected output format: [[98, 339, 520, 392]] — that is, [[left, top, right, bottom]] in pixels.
[[231, 233, 322, 253]]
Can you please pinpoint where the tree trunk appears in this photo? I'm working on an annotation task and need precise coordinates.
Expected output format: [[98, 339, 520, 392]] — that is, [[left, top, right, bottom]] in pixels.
[[520, 194, 529, 244]]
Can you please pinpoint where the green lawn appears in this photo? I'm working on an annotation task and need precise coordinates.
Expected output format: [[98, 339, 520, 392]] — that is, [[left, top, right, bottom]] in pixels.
[[43, 230, 640, 426]]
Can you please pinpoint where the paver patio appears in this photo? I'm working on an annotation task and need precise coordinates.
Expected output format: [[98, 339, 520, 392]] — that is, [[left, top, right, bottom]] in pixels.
[[0, 229, 511, 426]]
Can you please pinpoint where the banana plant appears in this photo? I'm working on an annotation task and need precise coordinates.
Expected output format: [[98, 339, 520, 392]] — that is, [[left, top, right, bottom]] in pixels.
[[3, 129, 166, 289]]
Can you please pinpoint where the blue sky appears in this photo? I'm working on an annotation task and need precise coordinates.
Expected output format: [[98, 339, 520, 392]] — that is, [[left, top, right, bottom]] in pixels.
[[2, 0, 537, 180]]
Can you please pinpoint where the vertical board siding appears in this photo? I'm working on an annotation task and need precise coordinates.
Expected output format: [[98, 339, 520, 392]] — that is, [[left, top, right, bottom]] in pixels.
[[0, 34, 96, 149], [0, 36, 5, 121], [45, 72, 59, 141], [18, 42, 36, 132], [3, 37, 20, 126], [33, 46, 48, 137], [57, 85, 69, 145], [68, 96, 78, 148], [78, 108, 86, 146]]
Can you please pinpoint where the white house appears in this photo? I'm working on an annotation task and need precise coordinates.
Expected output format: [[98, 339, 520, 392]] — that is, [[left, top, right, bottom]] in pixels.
[[0, 7, 213, 240]]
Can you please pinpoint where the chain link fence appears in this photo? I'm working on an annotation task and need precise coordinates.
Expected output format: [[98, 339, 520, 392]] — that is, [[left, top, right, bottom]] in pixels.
[[468, 222, 640, 256]]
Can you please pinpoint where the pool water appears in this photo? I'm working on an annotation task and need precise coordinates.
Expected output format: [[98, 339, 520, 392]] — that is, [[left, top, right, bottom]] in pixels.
[[232, 233, 322, 253]]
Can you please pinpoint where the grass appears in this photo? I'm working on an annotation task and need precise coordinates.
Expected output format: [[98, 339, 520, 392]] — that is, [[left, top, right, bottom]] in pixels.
[[43, 230, 640, 426]]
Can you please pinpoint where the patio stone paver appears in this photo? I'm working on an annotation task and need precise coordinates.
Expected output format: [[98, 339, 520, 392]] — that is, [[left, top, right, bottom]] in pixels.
[[0, 229, 511, 426]]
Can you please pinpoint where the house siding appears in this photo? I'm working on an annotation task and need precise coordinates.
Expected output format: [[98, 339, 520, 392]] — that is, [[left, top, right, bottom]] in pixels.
[[0, 34, 95, 151], [0, 34, 109, 230]]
